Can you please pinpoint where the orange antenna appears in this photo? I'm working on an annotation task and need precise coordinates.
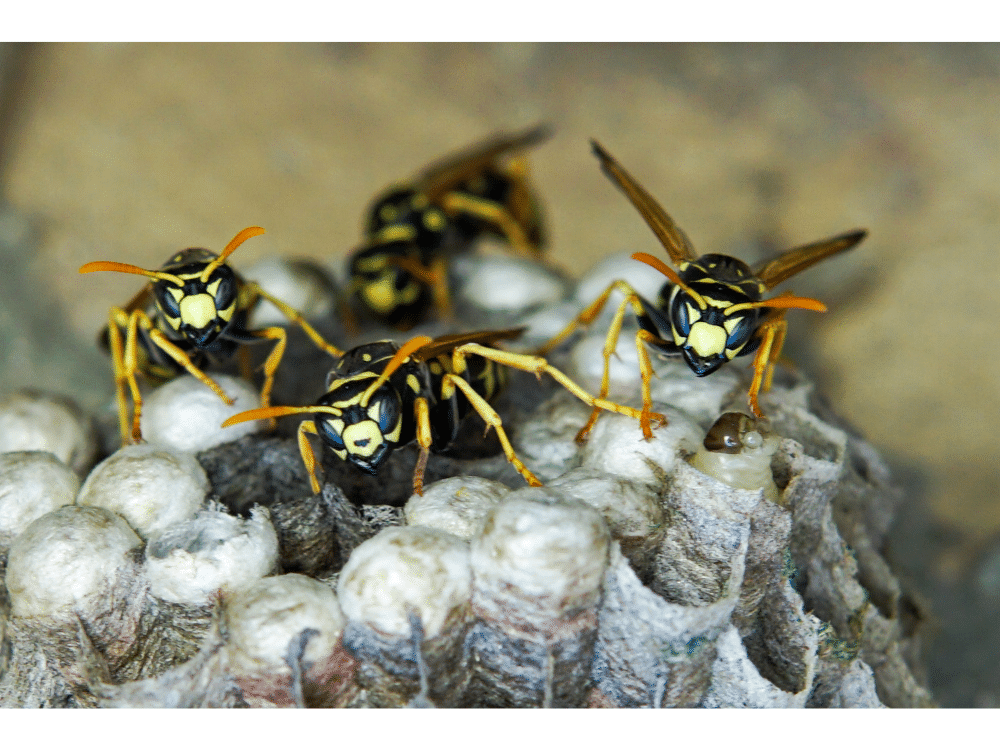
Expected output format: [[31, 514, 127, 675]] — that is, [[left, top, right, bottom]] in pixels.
[[79, 260, 185, 286], [360, 335, 433, 406], [221, 403, 341, 429], [200, 226, 266, 282], [725, 293, 828, 316], [630, 252, 708, 309]]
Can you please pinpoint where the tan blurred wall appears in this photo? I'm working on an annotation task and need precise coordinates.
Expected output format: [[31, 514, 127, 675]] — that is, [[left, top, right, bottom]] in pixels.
[[4, 43, 998, 538]]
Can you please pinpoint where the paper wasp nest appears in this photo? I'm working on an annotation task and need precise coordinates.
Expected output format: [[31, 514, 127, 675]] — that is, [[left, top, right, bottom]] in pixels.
[[0, 252, 932, 707]]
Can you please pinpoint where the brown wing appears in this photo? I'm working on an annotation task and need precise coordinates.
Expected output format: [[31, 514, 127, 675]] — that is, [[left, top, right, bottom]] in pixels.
[[411, 327, 527, 362], [753, 229, 867, 289], [591, 140, 697, 265], [418, 124, 552, 202]]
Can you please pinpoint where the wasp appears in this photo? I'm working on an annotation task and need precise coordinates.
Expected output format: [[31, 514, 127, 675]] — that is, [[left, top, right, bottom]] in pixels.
[[221, 328, 658, 496], [345, 124, 551, 330], [80, 226, 344, 444], [539, 141, 867, 441]]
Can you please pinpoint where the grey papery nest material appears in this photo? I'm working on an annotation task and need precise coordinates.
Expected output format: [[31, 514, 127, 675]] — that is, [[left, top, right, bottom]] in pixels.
[[0, 252, 931, 707]]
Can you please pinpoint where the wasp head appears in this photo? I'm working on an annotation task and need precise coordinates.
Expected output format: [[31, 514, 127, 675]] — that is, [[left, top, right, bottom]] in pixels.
[[667, 284, 761, 377], [154, 249, 239, 348], [316, 378, 404, 475]]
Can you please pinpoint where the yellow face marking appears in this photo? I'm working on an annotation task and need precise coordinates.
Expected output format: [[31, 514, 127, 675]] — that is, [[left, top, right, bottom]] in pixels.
[[723, 316, 742, 335], [361, 275, 402, 314], [411, 194, 429, 209], [685, 302, 700, 325], [687, 321, 727, 358], [218, 302, 235, 323], [379, 204, 398, 223], [168, 287, 184, 303], [406, 373, 421, 393], [428, 361, 443, 375], [207, 279, 221, 296], [366, 401, 382, 424], [179, 294, 217, 330], [163, 314, 181, 331], [342, 422, 384, 457], [328, 372, 378, 392], [362, 352, 372, 362], [701, 296, 731, 309]]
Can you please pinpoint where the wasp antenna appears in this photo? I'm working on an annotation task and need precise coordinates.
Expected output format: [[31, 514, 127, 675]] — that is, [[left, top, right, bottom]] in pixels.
[[200, 226, 266, 282], [79, 261, 184, 286], [630, 252, 708, 310], [726, 294, 828, 316], [360, 335, 434, 407], [590, 139, 610, 161], [221, 403, 339, 429]]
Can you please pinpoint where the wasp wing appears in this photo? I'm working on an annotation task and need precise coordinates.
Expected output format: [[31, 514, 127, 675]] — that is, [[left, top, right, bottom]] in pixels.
[[753, 229, 867, 289], [418, 124, 552, 202], [591, 140, 698, 265], [411, 327, 527, 362]]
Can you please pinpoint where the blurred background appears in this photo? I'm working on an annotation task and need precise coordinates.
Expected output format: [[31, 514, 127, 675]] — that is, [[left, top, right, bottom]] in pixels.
[[0, 43, 997, 706]]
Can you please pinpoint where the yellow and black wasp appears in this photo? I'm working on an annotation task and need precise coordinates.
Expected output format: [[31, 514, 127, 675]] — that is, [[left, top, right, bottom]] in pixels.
[[80, 226, 344, 444], [539, 141, 867, 441], [345, 124, 551, 330], [221, 327, 658, 496]]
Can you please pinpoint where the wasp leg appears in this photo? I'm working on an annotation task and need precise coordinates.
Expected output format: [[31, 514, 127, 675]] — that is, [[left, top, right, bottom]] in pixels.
[[142, 316, 234, 412], [747, 312, 788, 417], [451, 343, 666, 446], [297, 420, 324, 494], [533, 280, 666, 441], [246, 325, 288, 416], [107, 307, 138, 444], [412, 397, 433, 496], [246, 283, 344, 358], [390, 255, 453, 320], [440, 191, 538, 255], [440, 372, 542, 489]]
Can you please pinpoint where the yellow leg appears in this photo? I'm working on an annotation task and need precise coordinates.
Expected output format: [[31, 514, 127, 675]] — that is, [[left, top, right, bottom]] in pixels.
[[247, 326, 287, 411], [412, 397, 433, 496], [247, 283, 344, 358], [106, 308, 135, 444], [451, 343, 666, 443], [298, 420, 324, 494], [532, 280, 668, 441], [122, 311, 151, 443], [145, 324, 234, 404], [534, 280, 646, 356], [440, 373, 542, 488], [747, 313, 787, 417], [440, 191, 538, 255]]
